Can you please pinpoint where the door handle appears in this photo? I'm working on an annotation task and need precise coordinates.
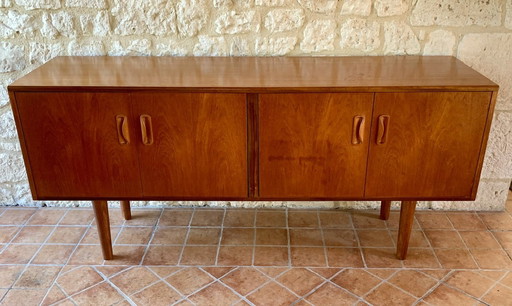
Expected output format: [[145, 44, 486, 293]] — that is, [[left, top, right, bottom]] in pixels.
[[116, 115, 130, 145], [140, 114, 154, 145], [352, 116, 365, 144], [377, 115, 390, 145]]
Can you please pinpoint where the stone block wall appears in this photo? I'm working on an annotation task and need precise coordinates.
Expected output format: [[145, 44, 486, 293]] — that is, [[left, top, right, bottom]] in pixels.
[[0, 0, 511, 210]]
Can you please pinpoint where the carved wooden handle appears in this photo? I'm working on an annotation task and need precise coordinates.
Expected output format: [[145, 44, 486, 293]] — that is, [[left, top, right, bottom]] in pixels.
[[140, 114, 154, 145], [352, 116, 365, 144], [377, 115, 390, 145], [116, 115, 130, 145]]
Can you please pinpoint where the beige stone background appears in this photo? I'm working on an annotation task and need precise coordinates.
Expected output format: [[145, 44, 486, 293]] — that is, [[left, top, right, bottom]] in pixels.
[[0, 0, 511, 210]]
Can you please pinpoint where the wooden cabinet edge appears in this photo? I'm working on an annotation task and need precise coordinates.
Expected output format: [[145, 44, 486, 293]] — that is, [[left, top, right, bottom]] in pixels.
[[8, 90, 39, 200]]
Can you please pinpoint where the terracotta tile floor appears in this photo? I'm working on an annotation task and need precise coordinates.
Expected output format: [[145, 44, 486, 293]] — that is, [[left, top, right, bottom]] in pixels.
[[0, 192, 512, 305]]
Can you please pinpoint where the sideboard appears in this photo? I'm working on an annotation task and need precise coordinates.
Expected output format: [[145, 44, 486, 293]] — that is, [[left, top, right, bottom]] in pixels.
[[8, 56, 498, 260]]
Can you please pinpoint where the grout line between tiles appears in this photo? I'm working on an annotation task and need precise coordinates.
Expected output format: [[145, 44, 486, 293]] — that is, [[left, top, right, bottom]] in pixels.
[[93, 266, 137, 306], [177, 208, 195, 266], [138, 208, 164, 265], [316, 210, 330, 267], [285, 208, 291, 267], [214, 209, 227, 266]]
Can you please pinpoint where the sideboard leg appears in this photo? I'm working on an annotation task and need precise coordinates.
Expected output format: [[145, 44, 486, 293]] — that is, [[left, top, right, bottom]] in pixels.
[[379, 201, 391, 220], [121, 200, 131, 220], [92, 200, 113, 260], [396, 201, 417, 260]]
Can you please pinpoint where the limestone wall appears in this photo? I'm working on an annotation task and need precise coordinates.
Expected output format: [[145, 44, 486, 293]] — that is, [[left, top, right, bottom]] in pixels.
[[0, 0, 511, 210]]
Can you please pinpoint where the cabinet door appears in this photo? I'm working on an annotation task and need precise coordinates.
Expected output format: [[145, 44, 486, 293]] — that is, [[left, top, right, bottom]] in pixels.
[[259, 93, 373, 198], [366, 92, 492, 199], [132, 93, 247, 198], [15, 92, 142, 199]]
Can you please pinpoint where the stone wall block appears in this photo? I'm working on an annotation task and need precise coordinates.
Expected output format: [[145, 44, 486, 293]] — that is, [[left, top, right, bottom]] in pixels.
[[0, 10, 36, 38], [65, 0, 106, 9], [411, 0, 501, 26], [112, 0, 176, 36], [176, 0, 208, 37], [155, 41, 188, 56], [215, 10, 259, 34], [230, 37, 250, 55], [340, 18, 380, 52], [482, 112, 512, 179], [255, 0, 292, 6], [383, 21, 420, 55], [457, 180, 511, 211], [0, 153, 26, 183], [193, 36, 228, 56], [507, 0, 512, 29], [80, 11, 110, 36], [29, 42, 63, 65], [423, 29, 456, 56], [68, 39, 105, 56], [255, 37, 297, 55], [0, 0, 12, 7], [14, 0, 60, 10], [340, 0, 371, 16], [0, 110, 16, 139], [458, 33, 512, 111], [41, 11, 76, 38], [297, 0, 337, 14], [375, 0, 408, 17], [300, 19, 336, 53], [107, 39, 150, 56], [264, 9, 304, 33], [0, 42, 25, 73]]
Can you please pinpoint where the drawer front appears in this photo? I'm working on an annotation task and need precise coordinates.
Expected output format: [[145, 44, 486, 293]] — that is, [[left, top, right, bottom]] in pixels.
[[132, 93, 248, 198], [259, 93, 374, 198], [15, 92, 142, 199], [365, 92, 492, 199]]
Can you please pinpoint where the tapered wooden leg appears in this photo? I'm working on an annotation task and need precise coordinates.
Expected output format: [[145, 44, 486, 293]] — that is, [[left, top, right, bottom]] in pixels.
[[396, 201, 417, 260], [380, 200, 391, 220], [92, 200, 113, 260], [121, 200, 131, 220]]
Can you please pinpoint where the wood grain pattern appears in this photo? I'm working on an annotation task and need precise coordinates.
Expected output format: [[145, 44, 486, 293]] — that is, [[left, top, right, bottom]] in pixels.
[[92, 200, 113, 260], [396, 201, 416, 260], [15, 92, 142, 199], [132, 92, 248, 198], [365, 92, 491, 199], [259, 93, 373, 198], [9, 56, 498, 92]]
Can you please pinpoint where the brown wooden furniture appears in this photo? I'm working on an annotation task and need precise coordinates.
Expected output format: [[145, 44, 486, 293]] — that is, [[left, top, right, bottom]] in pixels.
[[8, 56, 498, 260]]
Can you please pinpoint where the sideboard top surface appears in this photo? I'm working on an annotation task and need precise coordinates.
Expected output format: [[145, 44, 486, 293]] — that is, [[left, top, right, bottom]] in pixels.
[[9, 56, 498, 92]]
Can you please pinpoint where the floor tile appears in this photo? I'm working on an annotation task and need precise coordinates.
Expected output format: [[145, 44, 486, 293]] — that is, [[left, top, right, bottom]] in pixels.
[[47, 226, 86, 244], [166, 267, 213, 295], [254, 247, 289, 266], [364, 283, 416, 306], [309, 267, 341, 279], [0, 226, 20, 243], [0, 244, 40, 264], [256, 228, 288, 245], [148, 267, 182, 278], [318, 211, 352, 228], [56, 266, 103, 296], [326, 248, 364, 267], [180, 246, 217, 265], [256, 267, 290, 278], [221, 228, 254, 245], [190, 210, 224, 227], [32, 244, 75, 264], [459, 231, 502, 249], [0, 289, 47, 306], [143, 246, 182, 265], [14, 266, 61, 289], [493, 231, 512, 249], [27, 209, 67, 225], [104, 245, 145, 265], [446, 270, 495, 298], [189, 282, 240, 305], [256, 210, 286, 227], [305, 282, 358, 305], [59, 209, 94, 225], [159, 209, 193, 226], [424, 284, 478, 305], [115, 227, 153, 245], [362, 248, 403, 268], [352, 212, 387, 229], [478, 212, 512, 230], [186, 228, 221, 245], [222, 267, 269, 296], [130, 281, 181, 305], [123, 209, 161, 226], [0, 265, 25, 288], [470, 249, 512, 269], [41, 285, 67, 305], [202, 267, 236, 279], [217, 246, 253, 266], [151, 227, 187, 245], [277, 268, 324, 296], [68, 245, 104, 265], [389, 230, 430, 248], [288, 211, 319, 228], [323, 229, 358, 247], [289, 229, 323, 246], [12, 226, 54, 243], [0, 209, 36, 225], [416, 212, 453, 229], [357, 230, 394, 247], [499, 271, 512, 287], [446, 213, 487, 230], [482, 284, 512, 305], [434, 248, 478, 269], [331, 269, 381, 296], [290, 247, 326, 267], [81, 226, 121, 244], [424, 230, 465, 248], [402, 248, 441, 268], [223, 210, 255, 227], [388, 270, 438, 297], [386, 212, 420, 230], [247, 281, 298, 305]]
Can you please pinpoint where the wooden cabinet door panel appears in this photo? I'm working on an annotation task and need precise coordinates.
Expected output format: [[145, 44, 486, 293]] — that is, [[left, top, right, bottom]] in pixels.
[[15, 92, 142, 198], [132, 93, 247, 198], [366, 92, 492, 198], [259, 93, 373, 198]]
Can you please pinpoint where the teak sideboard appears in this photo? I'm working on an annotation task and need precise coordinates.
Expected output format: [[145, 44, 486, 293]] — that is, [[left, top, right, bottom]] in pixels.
[[8, 56, 498, 260]]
